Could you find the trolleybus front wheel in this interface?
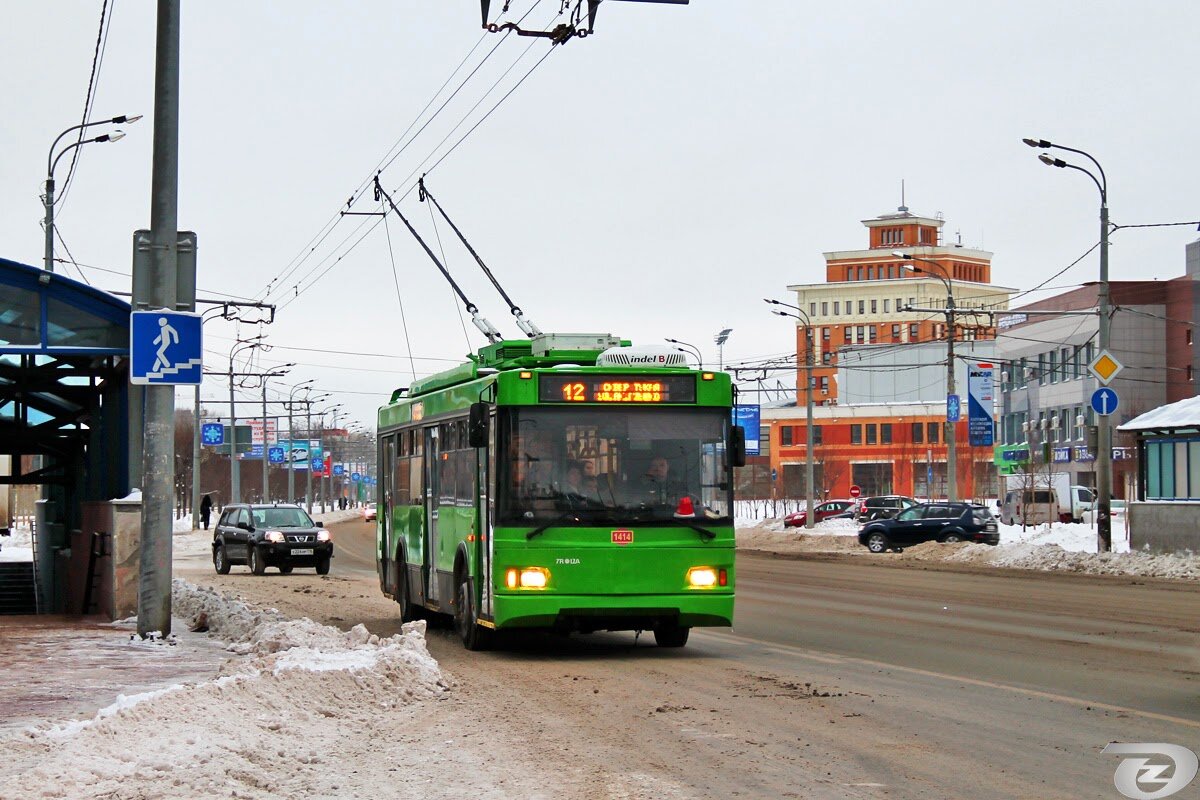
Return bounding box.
[654,625,690,648]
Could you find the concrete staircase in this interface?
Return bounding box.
[0,562,37,615]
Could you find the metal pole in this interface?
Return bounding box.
[946,285,957,503]
[288,401,295,503]
[229,360,239,503]
[43,178,55,273]
[191,384,200,530]
[804,325,815,529]
[305,402,313,515]
[1097,200,1112,552]
[138,0,180,638]
[262,381,269,503]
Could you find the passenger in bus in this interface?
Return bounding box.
[635,455,682,504]
[558,461,593,509]
[514,430,556,500]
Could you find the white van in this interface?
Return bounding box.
[1000,488,1060,526]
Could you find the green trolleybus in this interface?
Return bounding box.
[376,333,744,650]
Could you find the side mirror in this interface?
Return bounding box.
[236,521,251,531]
[729,425,747,468]
[468,402,489,448]
[315,521,324,528]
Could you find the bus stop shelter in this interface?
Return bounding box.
[0,256,132,610]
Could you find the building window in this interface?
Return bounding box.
[871,299,878,314]
[843,327,852,343]
[856,325,865,342]
[813,425,823,444]
[868,326,877,343]
[866,424,877,445]
[911,422,924,444]
[822,351,832,365]
[1190,364,1195,382]
[896,297,904,311]
[821,302,829,316]
[819,376,829,392]
[810,302,817,317]
[881,423,892,444]
[1085,341,1095,366]
[845,298,853,315]
[908,297,916,308]
[781,426,793,446]
[867,266,875,280]
[883,299,890,313]
[891,323,900,338]
[1188,329,1194,347]
[858,300,865,314]
[851,425,862,445]
[857,267,864,281]
[887,265,895,279]
[1048,350,1057,383]
[927,422,939,443]
[822,326,831,340]
[909,323,919,339]
[833,301,840,315]
[1038,353,1046,385]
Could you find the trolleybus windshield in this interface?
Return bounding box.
[499,407,732,525]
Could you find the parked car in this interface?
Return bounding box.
[858,502,1000,553]
[854,495,919,523]
[362,502,377,522]
[999,488,1060,526]
[783,500,854,528]
[212,503,333,576]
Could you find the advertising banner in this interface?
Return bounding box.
[733,405,761,456]
[277,440,322,470]
[967,363,995,447]
[237,419,279,460]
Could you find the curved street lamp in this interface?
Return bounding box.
[894,252,959,503]
[44,115,141,273]
[664,338,703,368]
[1023,137,1113,552]
[764,299,816,529]
[286,379,315,503]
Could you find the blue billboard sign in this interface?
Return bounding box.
[967,363,995,447]
[733,405,761,456]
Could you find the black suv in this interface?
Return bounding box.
[858,502,1000,553]
[212,504,334,576]
[854,495,918,523]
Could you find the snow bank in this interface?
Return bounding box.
[1,580,447,800]
[739,517,1200,581]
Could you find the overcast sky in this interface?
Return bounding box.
[4,1,1198,429]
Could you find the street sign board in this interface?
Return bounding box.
[333,464,345,477]
[1088,350,1124,385]
[733,405,761,456]
[217,425,253,455]
[946,394,961,423]
[351,472,361,483]
[201,423,224,446]
[849,485,861,498]
[130,310,203,385]
[967,364,994,447]
[267,446,286,464]
[1091,387,1119,416]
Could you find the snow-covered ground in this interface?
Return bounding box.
[0,580,446,799]
[738,515,1200,581]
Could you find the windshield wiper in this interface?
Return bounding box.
[526,512,584,540]
[674,520,717,542]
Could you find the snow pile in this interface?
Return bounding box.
[946,540,1200,579]
[1,580,447,800]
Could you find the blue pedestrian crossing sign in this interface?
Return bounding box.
[268,446,286,464]
[946,394,961,423]
[130,310,203,385]
[201,423,224,446]
[1091,387,1119,416]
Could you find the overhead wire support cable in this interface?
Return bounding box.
[373,174,503,343]
[418,176,542,337]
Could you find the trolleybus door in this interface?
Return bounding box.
[424,426,440,604]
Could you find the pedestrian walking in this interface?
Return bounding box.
[199,494,213,530]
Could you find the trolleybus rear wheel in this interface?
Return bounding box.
[455,577,489,651]
[654,625,690,648]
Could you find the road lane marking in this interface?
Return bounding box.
[698,629,1200,730]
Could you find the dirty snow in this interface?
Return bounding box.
[739,516,1200,581]
[0,580,446,800]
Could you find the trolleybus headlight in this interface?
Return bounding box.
[505,567,549,589]
[264,531,285,543]
[686,567,718,588]
[317,530,331,542]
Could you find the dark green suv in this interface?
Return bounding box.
[213,504,333,576]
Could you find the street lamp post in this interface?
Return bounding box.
[286,380,315,503]
[894,252,958,503]
[1023,137,1112,552]
[714,328,733,370]
[44,115,140,273]
[227,336,265,503]
[260,366,294,503]
[764,299,816,529]
[665,338,703,368]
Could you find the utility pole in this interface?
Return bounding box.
[764,301,815,526]
[138,0,181,638]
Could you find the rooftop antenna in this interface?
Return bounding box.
[898,179,909,213]
[418,176,542,338]
[956,229,962,246]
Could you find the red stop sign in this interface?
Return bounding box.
[849,485,861,498]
